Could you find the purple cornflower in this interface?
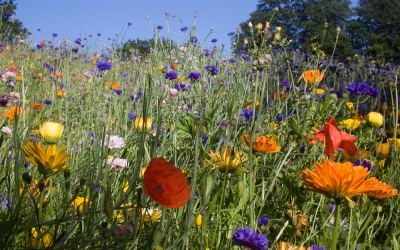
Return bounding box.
[96,61,112,71]
[0,99,8,107]
[243,55,251,61]
[174,83,189,91]
[277,114,287,122]
[241,109,258,120]
[346,82,378,98]
[187,72,201,81]
[280,80,291,91]
[122,72,128,77]
[74,38,81,45]
[141,44,148,49]
[52,33,58,37]
[205,65,218,75]
[157,25,163,31]
[180,26,188,32]
[353,158,372,171]
[211,38,217,43]
[127,22,132,26]
[202,136,208,143]
[97,33,101,36]
[258,217,269,227]
[114,89,123,95]
[229,58,237,63]
[309,245,327,250]
[128,112,137,121]
[58,82,67,88]
[328,203,335,213]
[88,132,95,137]
[232,227,268,250]
[0,192,11,210]
[190,36,198,43]
[299,36,306,44]
[165,71,178,80]
[43,99,52,105]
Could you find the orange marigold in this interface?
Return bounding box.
[300,159,379,205]
[366,180,397,200]
[242,134,280,154]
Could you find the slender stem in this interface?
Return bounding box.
[351,205,376,250]
[331,199,341,250]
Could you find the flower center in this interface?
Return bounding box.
[157,183,164,194]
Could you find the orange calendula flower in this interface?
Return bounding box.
[242,134,280,154]
[56,89,66,97]
[366,180,397,200]
[301,159,380,205]
[3,106,24,120]
[106,81,121,90]
[302,69,324,85]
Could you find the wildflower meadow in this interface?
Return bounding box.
[0,13,400,250]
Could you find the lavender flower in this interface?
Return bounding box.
[187,72,201,81]
[96,61,112,71]
[232,227,268,250]
[165,71,178,80]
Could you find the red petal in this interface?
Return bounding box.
[340,141,358,156]
[325,123,341,158]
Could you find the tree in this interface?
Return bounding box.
[347,0,400,56]
[230,0,353,56]
[0,0,30,42]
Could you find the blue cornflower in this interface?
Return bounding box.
[0,192,11,210]
[165,71,178,80]
[328,203,335,213]
[43,99,52,105]
[122,72,128,77]
[243,55,251,61]
[114,89,123,95]
[88,132,95,137]
[347,82,378,98]
[190,36,198,43]
[211,38,217,43]
[309,245,327,250]
[202,136,208,143]
[277,114,286,122]
[43,62,51,68]
[180,26,188,32]
[187,72,201,81]
[75,38,81,45]
[52,33,58,37]
[205,65,219,75]
[232,227,268,250]
[128,112,137,121]
[240,109,258,120]
[96,61,112,71]
[299,36,306,43]
[240,50,247,55]
[280,80,291,91]
[157,25,163,30]
[258,217,269,227]
[127,22,132,26]
[174,83,189,91]
[229,58,237,63]
[141,44,148,49]
[58,82,67,88]
[353,158,372,171]
[36,44,43,49]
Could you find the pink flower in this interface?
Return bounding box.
[107,158,129,169]
[161,100,166,105]
[104,135,125,149]
[10,92,20,101]
[169,88,178,97]
[1,126,12,135]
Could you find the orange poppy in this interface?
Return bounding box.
[366,180,397,200]
[300,159,379,205]
[242,134,280,154]
[310,117,358,159]
[302,70,324,85]
[34,103,43,110]
[3,106,24,120]
[143,157,191,209]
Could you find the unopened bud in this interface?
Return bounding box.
[38,182,45,192]
[324,22,328,29]
[22,172,32,184]
[64,171,70,179]
[80,178,86,187]
[104,198,114,220]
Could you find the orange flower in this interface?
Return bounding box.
[242,134,280,154]
[302,70,324,85]
[271,91,288,100]
[54,72,63,78]
[143,157,191,209]
[3,106,24,120]
[300,159,379,205]
[75,75,84,82]
[34,103,43,110]
[106,81,121,90]
[366,180,397,200]
[56,89,66,97]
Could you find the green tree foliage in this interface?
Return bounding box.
[231,0,353,56]
[347,0,400,56]
[0,0,30,42]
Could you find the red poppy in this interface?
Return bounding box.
[310,117,358,159]
[34,103,43,110]
[143,157,191,209]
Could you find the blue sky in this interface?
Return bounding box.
[16,0,259,51]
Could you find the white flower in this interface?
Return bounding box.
[104,135,125,149]
[107,158,128,169]
[1,127,11,135]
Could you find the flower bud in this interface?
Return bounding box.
[376,206,382,213]
[324,22,328,29]
[367,112,384,128]
[39,122,64,144]
[152,229,164,244]
[255,23,262,31]
[237,181,245,196]
[248,22,253,28]
[64,170,70,179]
[195,214,202,228]
[374,142,390,159]
[39,182,45,192]
[104,198,114,220]
[22,172,32,184]
[65,181,70,190]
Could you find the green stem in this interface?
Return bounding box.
[331,199,341,250]
[351,205,376,250]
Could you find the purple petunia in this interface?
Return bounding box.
[346,82,378,98]
[96,61,112,71]
[232,227,268,250]
[165,71,178,80]
[188,72,201,81]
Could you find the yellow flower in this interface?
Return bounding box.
[39,122,64,144]
[16,75,23,81]
[141,208,162,224]
[242,134,280,154]
[71,197,92,213]
[278,242,306,250]
[374,142,391,159]
[248,22,253,28]
[387,138,400,150]
[155,246,163,250]
[23,141,71,174]
[302,70,324,85]
[27,228,53,248]
[139,167,147,179]
[339,119,361,130]
[178,75,185,83]
[195,214,202,228]
[134,116,152,131]
[300,159,380,205]
[276,26,282,32]
[346,102,354,111]
[205,147,248,173]
[341,148,369,161]
[122,181,129,193]
[88,78,93,83]
[255,23,262,30]
[366,111,384,127]
[315,88,325,95]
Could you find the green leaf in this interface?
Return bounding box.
[0,219,16,239]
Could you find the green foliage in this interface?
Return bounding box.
[0,0,30,42]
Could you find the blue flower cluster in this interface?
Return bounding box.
[165,71,178,80]
[346,82,378,97]
[205,65,219,75]
[187,72,201,81]
[232,227,268,250]
[96,61,112,71]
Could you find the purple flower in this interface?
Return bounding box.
[165,71,178,80]
[258,217,269,226]
[114,89,123,95]
[0,99,8,107]
[187,72,201,81]
[75,38,81,45]
[180,27,188,32]
[127,22,132,26]
[205,65,218,75]
[202,136,208,143]
[299,36,306,43]
[96,61,112,71]
[88,132,95,137]
[211,38,217,43]
[174,83,189,91]
[190,36,198,43]
[346,82,378,98]
[280,80,291,91]
[229,58,237,63]
[128,112,137,121]
[43,99,52,105]
[353,158,372,171]
[0,192,11,210]
[277,114,286,122]
[52,33,58,37]
[241,109,258,120]
[309,245,327,250]
[232,227,268,250]
[157,25,163,30]
[97,33,101,36]
[243,55,251,61]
